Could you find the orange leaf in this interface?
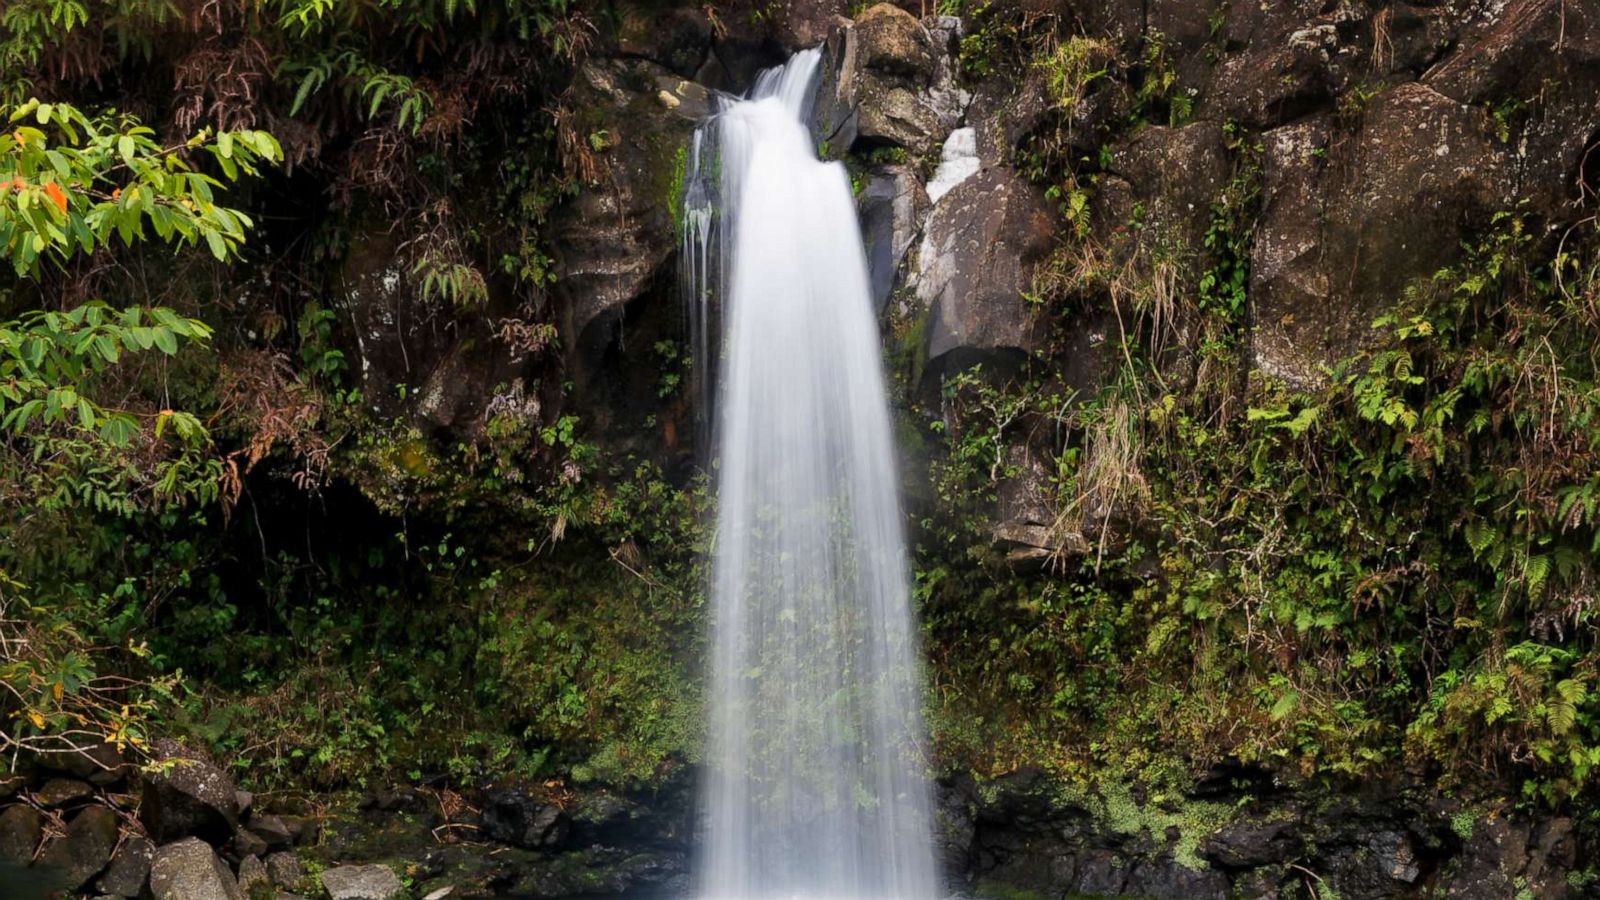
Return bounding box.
[44,181,67,214]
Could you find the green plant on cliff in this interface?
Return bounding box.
[915,205,1600,806]
[1,97,279,767]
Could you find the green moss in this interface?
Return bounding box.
[665,143,688,240]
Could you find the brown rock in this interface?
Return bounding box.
[1251,84,1516,386]
[914,166,1056,383]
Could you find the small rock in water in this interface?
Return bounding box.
[321,863,404,899]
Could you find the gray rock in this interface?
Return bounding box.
[96,835,155,897]
[480,786,567,849]
[149,837,243,900]
[914,167,1055,383]
[990,444,1088,566]
[278,814,318,846]
[320,863,404,900]
[1368,830,1421,883]
[1200,816,1299,868]
[36,777,94,807]
[37,805,120,891]
[265,850,304,887]
[237,854,270,896]
[246,813,294,848]
[234,825,269,858]
[859,164,928,311]
[613,2,713,78]
[0,803,43,864]
[140,739,241,845]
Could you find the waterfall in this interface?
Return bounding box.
[683,48,939,900]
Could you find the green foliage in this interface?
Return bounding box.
[914,178,1600,808]
[1,99,280,274]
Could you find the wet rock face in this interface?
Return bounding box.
[915,166,1056,385]
[551,57,706,438]
[1251,83,1516,386]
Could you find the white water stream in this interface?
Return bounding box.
[683,49,939,900]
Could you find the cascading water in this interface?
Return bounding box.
[683,49,939,900]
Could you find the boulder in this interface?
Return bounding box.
[914,167,1056,384]
[264,850,304,887]
[237,854,271,896]
[36,777,94,807]
[277,814,318,846]
[320,863,404,900]
[0,803,43,864]
[991,444,1087,567]
[149,837,243,900]
[245,813,294,849]
[1198,0,1353,129]
[37,805,120,891]
[1424,0,1600,217]
[96,835,155,897]
[234,825,269,858]
[1101,121,1231,254]
[1250,84,1515,386]
[479,786,568,849]
[140,739,241,845]
[813,4,943,156]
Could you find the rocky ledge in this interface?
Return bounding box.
[5,746,1590,899]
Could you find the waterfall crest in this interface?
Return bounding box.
[684,48,940,900]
